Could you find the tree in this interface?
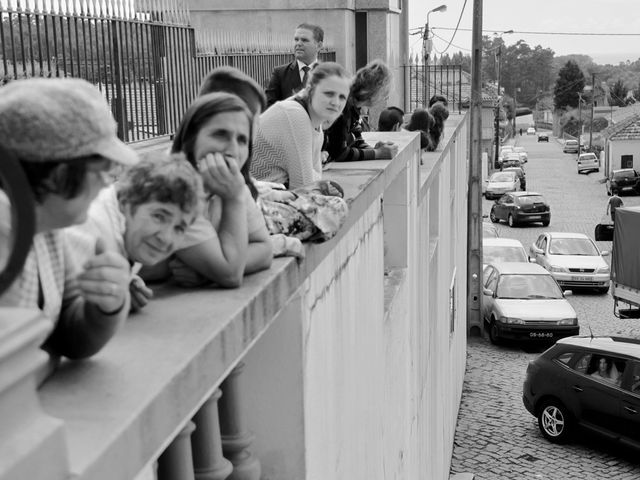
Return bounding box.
[553,60,586,110]
[609,79,627,107]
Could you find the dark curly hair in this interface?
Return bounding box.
[116,152,203,217]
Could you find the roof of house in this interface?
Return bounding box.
[602,112,640,141]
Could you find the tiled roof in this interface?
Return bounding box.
[602,112,640,141]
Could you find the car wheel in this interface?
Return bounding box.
[537,399,573,444]
[508,214,516,227]
[489,210,499,223]
[488,321,501,345]
[542,218,550,227]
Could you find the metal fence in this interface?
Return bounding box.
[0,0,335,143]
[404,63,464,113]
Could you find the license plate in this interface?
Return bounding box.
[528,215,540,220]
[530,332,553,338]
[572,276,589,281]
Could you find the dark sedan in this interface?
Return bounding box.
[537,132,549,142]
[489,192,550,227]
[607,169,640,196]
[523,336,640,450]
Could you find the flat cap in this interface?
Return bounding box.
[0,77,138,165]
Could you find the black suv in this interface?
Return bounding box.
[606,169,640,196]
[523,336,640,449]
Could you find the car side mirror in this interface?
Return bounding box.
[563,290,573,297]
[601,250,610,257]
[483,287,494,296]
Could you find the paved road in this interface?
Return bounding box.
[449,133,640,479]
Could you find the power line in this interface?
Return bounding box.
[435,0,468,55]
[432,27,640,37]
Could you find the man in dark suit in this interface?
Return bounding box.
[265,23,324,108]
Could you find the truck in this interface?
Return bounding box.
[611,206,640,318]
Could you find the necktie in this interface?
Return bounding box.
[301,65,310,86]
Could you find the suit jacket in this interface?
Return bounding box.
[265,60,303,108]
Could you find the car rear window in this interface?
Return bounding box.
[484,246,528,263]
[579,154,597,161]
[496,273,563,299]
[555,352,574,365]
[490,172,515,182]
[566,140,578,145]
[614,170,637,179]
[516,195,545,205]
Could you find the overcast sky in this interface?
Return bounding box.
[408,0,640,65]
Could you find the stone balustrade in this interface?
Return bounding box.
[0,112,469,480]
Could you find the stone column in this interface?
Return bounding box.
[157,421,196,480]
[192,389,233,480]
[219,362,261,480]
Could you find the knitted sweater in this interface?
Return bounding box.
[251,99,323,189]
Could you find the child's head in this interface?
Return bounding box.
[378,106,404,131]
[172,92,257,197]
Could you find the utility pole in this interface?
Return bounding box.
[578,92,583,152]
[467,0,483,336]
[589,72,596,150]
[493,44,502,170]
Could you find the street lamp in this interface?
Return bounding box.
[422,4,447,105]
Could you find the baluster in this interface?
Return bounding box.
[192,389,233,480]
[219,363,261,480]
[157,421,196,480]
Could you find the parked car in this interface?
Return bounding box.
[606,168,640,196]
[501,166,526,190]
[483,238,529,266]
[497,151,522,168]
[482,262,578,344]
[577,152,599,174]
[527,127,536,135]
[484,171,519,200]
[537,132,549,142]
[513,147,528,163]
[483,221,500,238]
[489,192,551,227]
[523,336,640,448]
[528,232,610,293]
[563,140,580,154]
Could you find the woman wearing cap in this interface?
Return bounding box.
[251,62,351,189]
[0,78,137,382]
[166,92,272,288]
[65,153,204,310]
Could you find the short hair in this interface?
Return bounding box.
[20,155,109,203]
[116,152,203,217]
[172,92,257,198]
[378,106,404,131]
[405,108,434,132]
[296,23,324,43]
[199,66,266,116]
[350,59,392,106]
[428,94,448,108]
[294,62,350,102]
